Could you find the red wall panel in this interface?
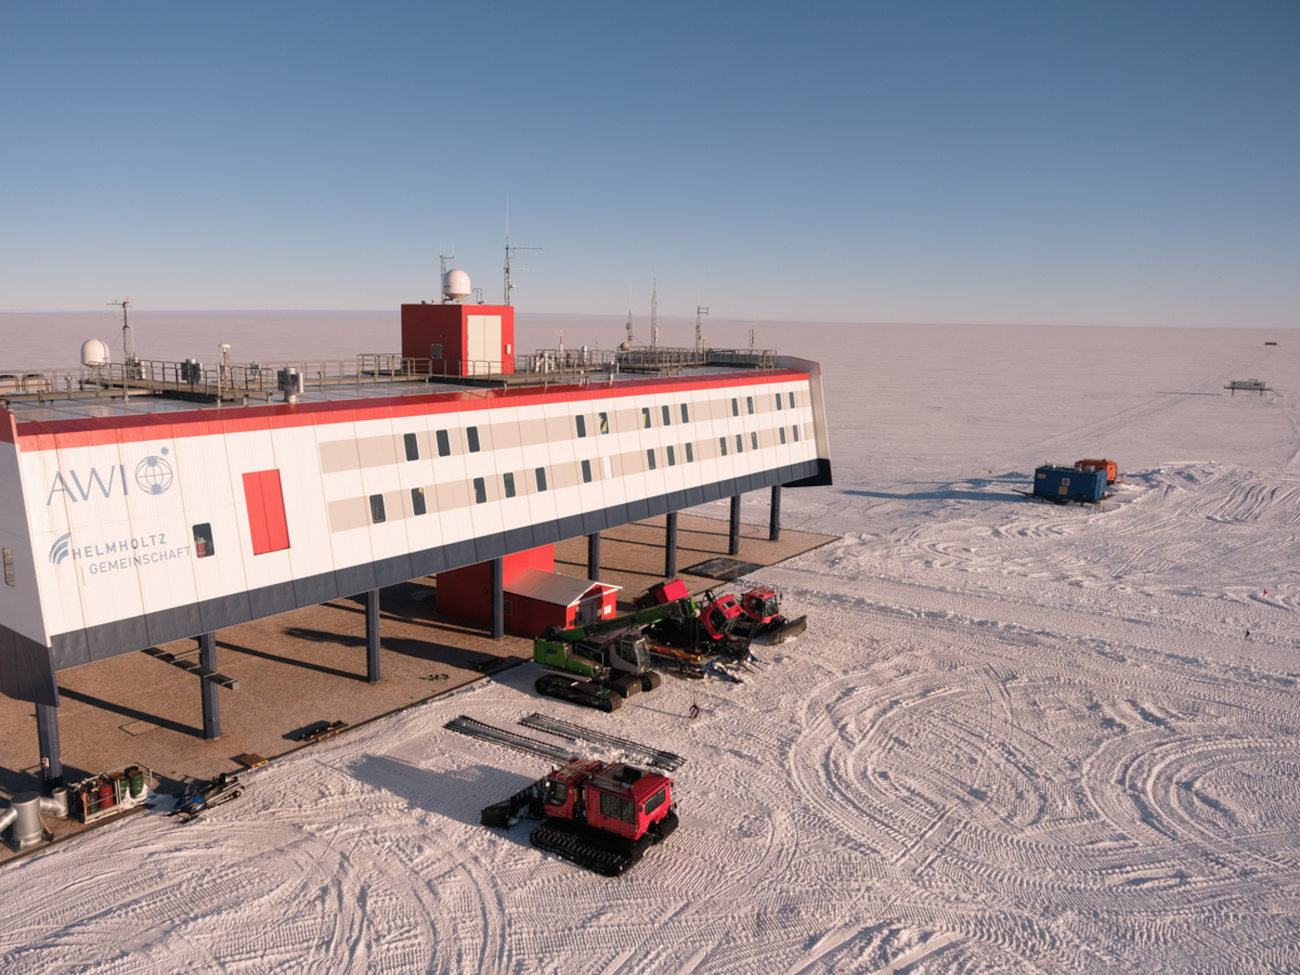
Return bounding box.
[242,469,290,555]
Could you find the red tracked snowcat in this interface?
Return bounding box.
[733,585,807,644]
[636,579,806,656]
[481,758,678,876]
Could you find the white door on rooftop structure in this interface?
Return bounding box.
[467,315,502,376]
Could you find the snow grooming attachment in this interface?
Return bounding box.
[444,715,580,764]
[517,712,686,771]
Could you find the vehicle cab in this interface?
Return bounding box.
[583,762,675,841]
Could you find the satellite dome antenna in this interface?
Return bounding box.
[443,268,472,303]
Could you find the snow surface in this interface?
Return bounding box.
[3,322,1298,974]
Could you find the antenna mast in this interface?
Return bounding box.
[108,298,136,365]
[695,305,709,354]
[502,202,541,305]
[439,252,455,303]
[650,277,658,347]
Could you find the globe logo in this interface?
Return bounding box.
[135,455,174,495]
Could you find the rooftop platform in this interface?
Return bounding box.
[2,345,783,422]
[0,512,836,863]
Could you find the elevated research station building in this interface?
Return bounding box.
[0,287,832,791]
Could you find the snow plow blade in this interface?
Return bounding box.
[766,614,806,644]
[480,778,545,828]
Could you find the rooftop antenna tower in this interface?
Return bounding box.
[650,277,659,348]
[107,298,136,366]
[502,201,541,305]
[695,305,709,354]
[439,252,454,302]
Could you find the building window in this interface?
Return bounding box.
[466,426,481,453]
[793,425,800,442]
[680,403,689,423]
[369,494,386,524]
[779,427,787,444]
[685,442,694,463]
[403,432,419,461]
[746,395,754,415]
[436,429,451,457]
[598,411,609,434]
[731,397,739,417]
[775,393,783,410]
[667,445,676,466]
[736,434,744,453]
[473,477,487,504]
[719,437,728,457]
[661,405,671,426]
[193,524,215,558]
[581,459,592,483]
[503,472,516,498]
[647,449,656,470]
[788,391,795,408]
[3,547,14,587]
[535,467,547,491]
[576,414,587,438]
[751,432,758,451]
[641,407,652,429]
[411,487,427,516]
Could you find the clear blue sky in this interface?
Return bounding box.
[3,1,1297,326]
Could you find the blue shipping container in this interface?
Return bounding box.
[1032,465,1106,503]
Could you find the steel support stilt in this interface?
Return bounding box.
[587,532,601,580]
[366,588,381,683]
[769,485,782,541]
[664,511,678,578]
[729,495,742,556]
[490,557,505,639]
[36,702,63,792]
[199,632,220,740]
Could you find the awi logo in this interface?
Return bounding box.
[134,454,174,495]
[47,445,174,505]
[49,532,72,565]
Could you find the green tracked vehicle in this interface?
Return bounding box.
[532,597,699,711]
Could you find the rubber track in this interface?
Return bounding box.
[518,713,686,771]
[529,821,638,876]
[444,715,580,763]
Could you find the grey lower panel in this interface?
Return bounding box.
[38,459,831,683]
[0,627,60,707]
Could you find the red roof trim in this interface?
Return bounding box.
[0,408,17,445]
[13,369,811,452]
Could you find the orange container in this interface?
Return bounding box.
[1074,459,1116,484]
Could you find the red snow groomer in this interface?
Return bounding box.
[637,578,805,652]
[733,585,807,644]
[482,758,678,876]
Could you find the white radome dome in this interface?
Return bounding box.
[81,338,112,366]
[443,268,471,300]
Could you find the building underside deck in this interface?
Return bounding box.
[0,513,836,862]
